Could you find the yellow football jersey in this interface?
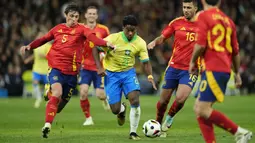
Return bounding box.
[100,32,149,72]
[32,43,51,74]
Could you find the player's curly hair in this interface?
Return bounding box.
[64,2,81,15]
[123,15,138,27]
[205,0,220,5]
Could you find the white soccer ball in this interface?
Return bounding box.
[142,119,161,138]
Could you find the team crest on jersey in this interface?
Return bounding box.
[53,76,58,81]
[125,50,131,56]
[89,41,95,48]
[70,29,76,35]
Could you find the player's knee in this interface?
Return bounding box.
[175,95,187,104]
[33,80,39,85]
[97,94,106,100]
[96,88,106,100]
[129,97,139,107]
[52,89,62,98]
[80,88,89,100]
[194,104,209,118]
[193,104,200,116]
[111,108,120,115]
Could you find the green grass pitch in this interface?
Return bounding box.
[0,95,254,143]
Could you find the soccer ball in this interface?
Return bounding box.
[142,119,161,138]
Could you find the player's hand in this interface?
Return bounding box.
[189,62,196,74]
[97,67,107,77]
[147,41,156,50]
[20,45,31,57]
[234,73,242,88]
[106,41,116,51]
[148,76,157,90]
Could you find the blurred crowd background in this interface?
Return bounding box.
[0,0,255,96]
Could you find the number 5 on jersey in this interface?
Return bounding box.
[62,34,68,43]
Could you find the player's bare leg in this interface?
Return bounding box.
[80,84,94,126]
[194,99,252,143]
[95,88,110,110]
[33,80,42,108]
[156,88,174,137]
[109,101,126,126]
[42,83,62,138]
[161,84,192,133]
[128,90,141,140]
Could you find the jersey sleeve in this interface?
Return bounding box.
[29,27,55,49]
[195,12,208,48]
[82,25,94,37]
[231,23,239,56]
[161,19,175,39]
[99,34,114,52]
[139,40,149,62]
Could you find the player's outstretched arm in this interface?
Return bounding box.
[92,47,106,77]
[189,43,205,74]
[142,61,157,90]
[20,33,53,57]
[147,35,165,50]
[87,34,116,50]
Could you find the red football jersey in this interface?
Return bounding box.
[196,8,239,73]
[162,16,198,70]
[29,23,93,75]
[82,24,110,71]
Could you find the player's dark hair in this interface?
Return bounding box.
[86,2,99,11]
[64,3,81,15]
[205,0,220,5]
[183,0,198,7]
[123,15,138,27]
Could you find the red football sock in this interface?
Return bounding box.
[45,96,60,123]
[197,117,216,143]
[156,101,168,124]
[208,110,238,135]
[80,99,91,118]
[168,100,184,117]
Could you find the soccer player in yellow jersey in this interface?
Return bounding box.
[93,15,157,140]
[24,30,51,108]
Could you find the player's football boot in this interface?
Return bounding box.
[42,122,51,138]
[117,102,126,126]
[160,115,174,137]
[235,127,253,143]
[44,84,51,101]
[83,116,94,126]
[129,132,141,140]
